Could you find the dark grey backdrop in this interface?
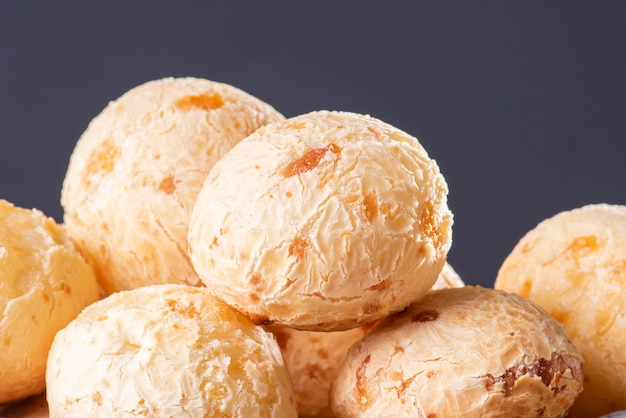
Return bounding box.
[1,1,625,288]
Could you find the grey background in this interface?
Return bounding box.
[1,1,625,288]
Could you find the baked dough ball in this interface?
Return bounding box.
[45,284,297,418]
[495,203,626,418]
[0,199,99,403]
[267,261,463,418]
[189,110,453,331]
[330,286,584,418]
[61,77,283,294]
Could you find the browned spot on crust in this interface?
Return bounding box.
[281,143,342,177]
[565,235,601,268]
[482,352,583,397]
[367,277,392,292]
[158,175,176,195]
[286,121,307,130]
[289,237,309,261]
[211,236,218,247]
[248,292,260,303]
[249,273,263,287]
[567,235,600,254]
[411,310,439,322]
[356,354,372,406]
[419,201,440,247]
[427,414,438,418]
[397,375,416,398]
[248,313,273,326]
[167,299,199,318]
[61,282,72,295]
[363,193,379,222]
[84,139,120,184]
[92,392,103,406]
[426,370,437,378]
[3,337,10,346]
[175,93,224,112]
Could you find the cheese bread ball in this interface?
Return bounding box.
[61,77,283,294]
[330,286,584,418]
[0,200,99,404]
[495,203,626,418]
[267,261,463,418]
[189,110,453,331]
[46,284,297,418]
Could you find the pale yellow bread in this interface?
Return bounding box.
[267,262,464,418]
[495,203,626,418]
[0,199,99,403]
[61,77,284,294]
[45,284,297,418]
[189,110,453,331]
[330,286,584,418]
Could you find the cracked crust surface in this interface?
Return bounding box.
[329,286,584,418]
[188,110,453,331]
[45,284,297,418]
[61,77,283,294]
[495,203,626,418]
[0,199,99,403]
[267,262,464,418]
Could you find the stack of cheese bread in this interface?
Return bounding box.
[1,77,624,417]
